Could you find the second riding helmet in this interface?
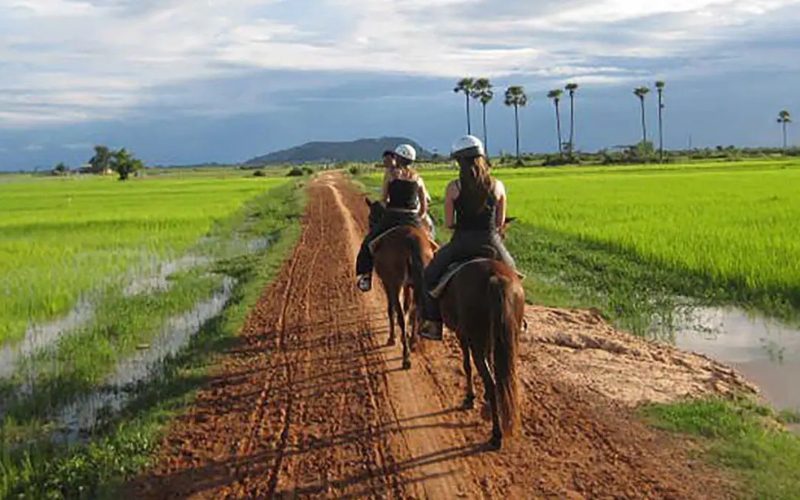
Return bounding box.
[451,135,485,159]
[394,144,417,162]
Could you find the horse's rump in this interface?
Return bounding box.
[441,260,524,443]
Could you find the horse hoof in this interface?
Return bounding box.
[462,396,475,410]
[387,338,396,346]
[488,434,502,450]
[402,359,412,370]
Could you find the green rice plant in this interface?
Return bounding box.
[0,179,304,498]
[0,175,285,344]
[365,157,800,328]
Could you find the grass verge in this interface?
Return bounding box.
[641,399,800,499]
[0,181,305,498]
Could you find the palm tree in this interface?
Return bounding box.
[777,110,792,151]
[547,89,564,156]
[454,78,475,134]
[633,86,651,145]
[471,78,494,155]
[564,83,579,156]
[504,86,528,163]
[655,81,665,162]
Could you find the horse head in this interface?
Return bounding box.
[499,216,516,240]
[365,197,385,231]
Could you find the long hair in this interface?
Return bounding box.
[457,155,493,215]
[390,157,418,182]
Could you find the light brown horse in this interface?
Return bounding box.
[439,255,525,450]
[366,199,435,369]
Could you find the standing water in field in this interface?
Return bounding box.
[674,307,800,413]
[123,255,213,297]
[53,276,236,443]
[0,254,215,381]
[0,298,95,379]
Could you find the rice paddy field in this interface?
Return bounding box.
[0,171,284,345]
[0,169,304,497]
[366,157,800,331]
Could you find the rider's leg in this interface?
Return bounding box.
[422,213,436,240]
[355,224,383,292]
[420,240,462,340]
[355,241,374,291]
[490,233,516,269]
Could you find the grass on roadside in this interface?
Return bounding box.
[641,399,800,499]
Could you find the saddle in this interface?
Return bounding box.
[368,226,438,254]
[430,258,494,299]
[430,254,526,299]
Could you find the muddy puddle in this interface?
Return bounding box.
[674,307,800,413]
[52,276,236,443]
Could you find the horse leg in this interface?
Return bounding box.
[395,297,411,370]
[459,334,475,409]
[474,353,502,449]
[403,285,417,351]
[386,290,396,347]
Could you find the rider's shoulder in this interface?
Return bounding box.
[446,179,460,194]
[493,178,506,196]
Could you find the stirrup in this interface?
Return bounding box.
[420,320,443,341]
[356,274,372,292]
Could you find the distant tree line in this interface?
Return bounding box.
[454,78,793,165]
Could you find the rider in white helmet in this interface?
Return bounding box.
[419,135,516,340]
[356,143,429,291]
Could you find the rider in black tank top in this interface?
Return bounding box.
[453,179,497,232]
[419,136,516,340]
[355,145,427,292]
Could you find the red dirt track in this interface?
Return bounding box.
[126,173,735,499]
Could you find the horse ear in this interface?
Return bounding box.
[365,197,372,207]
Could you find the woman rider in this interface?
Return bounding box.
[355,144,428,292]
[420,135,515,340]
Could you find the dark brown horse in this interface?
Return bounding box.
[439,251,525,449]
[366,199,435,369]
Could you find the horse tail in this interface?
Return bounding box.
[406,233,426,314]
[489,274,520,436]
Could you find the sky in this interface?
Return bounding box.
[1,0,799,170]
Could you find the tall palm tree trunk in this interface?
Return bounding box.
[657,92,664,162]
[783,122,788,151]
[482,102,489,156]
[569,94,575,156]
[639,98,648,144]
[465,93,471,134]
[514,105,520,161]
[555,102,563,156]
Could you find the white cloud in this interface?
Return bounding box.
[0,0,798,127]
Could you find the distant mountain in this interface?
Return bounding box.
[244,137,433,165]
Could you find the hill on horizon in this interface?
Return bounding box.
[244,137,433,165]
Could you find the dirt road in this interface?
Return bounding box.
[127,172,751,498]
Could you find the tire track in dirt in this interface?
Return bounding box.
[127,172,736,499]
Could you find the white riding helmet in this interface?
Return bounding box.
[394,144,417,162]
[451,135,485,159]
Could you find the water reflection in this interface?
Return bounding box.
[674,307,800,413]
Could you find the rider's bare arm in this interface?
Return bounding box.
[444,180,459,229]
[381,170,392,204]
[494,179,507,230]
[417,178,429,216]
